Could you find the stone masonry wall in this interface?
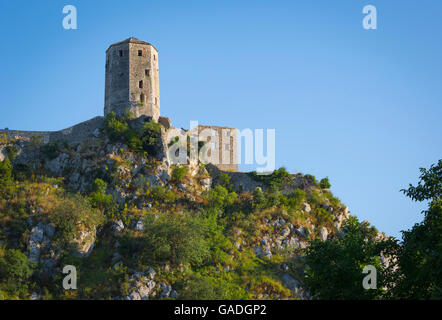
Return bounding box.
[0,116,104,146]
[104,43,130,117]
[198,125,238,172]
[104,38,160,121]
[128,43,160,121]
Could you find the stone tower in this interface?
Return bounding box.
[105,37,160,121]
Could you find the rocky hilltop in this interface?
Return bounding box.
[0,114,386,300]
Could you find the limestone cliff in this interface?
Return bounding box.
[0,117,386,300]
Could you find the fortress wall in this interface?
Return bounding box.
[0,116,104,146]
[0,130,52,144]
[205,164,263,192]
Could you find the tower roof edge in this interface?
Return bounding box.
[106,37,158,53]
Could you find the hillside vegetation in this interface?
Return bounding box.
[0,115,439,300]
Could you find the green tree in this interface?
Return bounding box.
[401,160,441,202]
[0,249,35,281]
[0,157,13,186]
[319,177,331,189]
[51,193,104,248]
[219,173,234,192]
[394,160,442,299]
[204,185,237,209]
[304,216,397,299]
[0,249,35,298]
[140,120,162,156]
[252,187,266,207]
[141,213,212,266]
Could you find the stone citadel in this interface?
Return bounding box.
[0,38,238,171]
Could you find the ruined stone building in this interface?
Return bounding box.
[197,125,238,172]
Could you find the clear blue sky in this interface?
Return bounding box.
[0,0,441,238]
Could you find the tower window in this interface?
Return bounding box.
[155,97,158,104]
[119,50,123,57]
[140,93,145,102]
[138,50,143,56]
[153,55,156,61]
[139,80,143,88]
[145,69,150,77]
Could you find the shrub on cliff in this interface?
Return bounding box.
[0,249,35,298]
[146,184,176,205]
[252,187,266,207]
[104,112,129,141]
[41,142,60,160]
[88,178,116,214]
[288,188,306,209]
[248,167,293,190]
[176,273,246,300]
[50,193,104,249]
[219,173,234,192]
[4,145,18,160]
[0,157,12,186]
[204,185,237,210]
[104,112,162,155]
[104,112,143,151]
[319,177,331,189]
[171,166,188,183]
